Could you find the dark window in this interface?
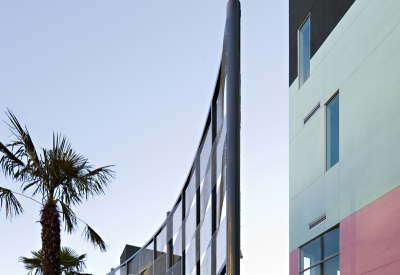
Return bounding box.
[299,227,340,275]
[299,16,310,87]
[326,93,339,170]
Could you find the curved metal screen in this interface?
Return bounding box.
[107,1,240,274]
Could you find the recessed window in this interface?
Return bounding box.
[299,16,310,87]
[299,227,340,275]
[326,93,339,170]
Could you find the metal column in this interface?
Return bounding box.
[225,0,241,274]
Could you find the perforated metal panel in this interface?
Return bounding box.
[184,201,197,252]
[200,208,212,257]
[200,171,212,222]
[156,226,167,258]
[171,260,182,275]
[216,218,227,272]
[108,97,229,275]
[200,245,212,275]
[185,171,197,217]
[173,202,182,237]
[127,252,140,275]
[143,264,153,275]
[154,253,167,275]
[172,202,183,265]
[185,240,196,275]
[173,227,182,261]
[200,126,212,185]
[140,245,153,273]
[106,12,241,274]
[120,265,127,275]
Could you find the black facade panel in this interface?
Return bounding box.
[289,0,355,86]
[297,0,315,27]
[310,0,324,58]
[324,0,351,38]
[289,0,298,37]
[289,33,298,85]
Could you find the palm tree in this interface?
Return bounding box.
[20,246,92,275]
[0,110,115,275]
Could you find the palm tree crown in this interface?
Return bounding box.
[20,246,92,275]
[0,110,115,275]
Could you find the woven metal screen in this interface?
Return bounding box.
[106,70,228,275]
[107,90,227,275]
[106,3,241,272]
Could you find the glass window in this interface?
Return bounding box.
[300,227,340,275]
[300,264,321,275]
[323,228,340,256]
[323,256,340,275]
[300,237,322,270]
[326,94,339,170]
[299,16,310,87]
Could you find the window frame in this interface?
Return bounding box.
[299,226,340,274]
[298,14,311,88]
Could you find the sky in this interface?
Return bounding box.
[0,1,288,274]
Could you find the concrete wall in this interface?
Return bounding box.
[289,0,400,252]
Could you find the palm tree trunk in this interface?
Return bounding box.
[41,199,61,275]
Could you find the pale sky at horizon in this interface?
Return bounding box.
[0,1,288,274]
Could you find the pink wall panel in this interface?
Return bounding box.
[289,249,299,275]
[341,185,400,275]
[360,259,400,275]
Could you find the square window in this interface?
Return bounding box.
[299,227,340,275]
[299,16,310,87]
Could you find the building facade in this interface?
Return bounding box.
[289,0,400,274]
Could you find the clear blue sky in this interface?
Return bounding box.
[0,1,288,274]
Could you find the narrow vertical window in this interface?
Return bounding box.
[326,94,339,170]
[299,16,310,87]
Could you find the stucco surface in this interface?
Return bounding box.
[290,175,325,249]
[289,249,299,275]
[340,186,400,275]
[289,0,400,251]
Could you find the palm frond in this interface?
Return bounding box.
[58,183,82,209]
[59,200,78,233]
[0,111,113,256]
[0,141,25,178]
[5,110,42,174]
[52,134,87,174]
[60,247,87,273]
[22,179,41,195]
[0,111,45,197]
[77,166,115,199]
[48,134,115,203]
[0,187,24,220]
[20,247,89,275]
[19,249,43,275]
[82,224,107,252]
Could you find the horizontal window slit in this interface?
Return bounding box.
[304,102,320,124]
